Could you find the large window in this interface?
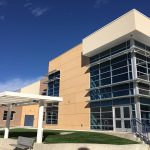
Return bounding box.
[138,83,150,95]
[90,83,133,101]
[48,71,60,96]
[90,53,132,89]
[46,102,58,125]
[90,98,134,130]
[91,106,113,130]
[90,41,130,64]
[89,39,150,130]
[89,40,135,131]
[136,53,150,81]
[134,40,150,53]
[140,98,150,126]
[3,111,7,120]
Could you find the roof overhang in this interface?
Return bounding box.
[0,91,63,106]
[82,9,150,57]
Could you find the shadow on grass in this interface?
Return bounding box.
[0,129,138,145]
[0,130,59,142]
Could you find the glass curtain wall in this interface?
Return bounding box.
[46,102,59,124]
[134,40,150,125]
[48,71,60,96]
[89,40,136,130]
[90,40,150,130]
[46,71,60,125]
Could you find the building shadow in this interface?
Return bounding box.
[81,53,90,68]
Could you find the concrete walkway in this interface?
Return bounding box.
[0,138,149,150]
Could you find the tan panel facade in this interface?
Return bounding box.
[20,81,41,94]
[20,81,41,127]
[20,104,39,127]
[44,44,90,130]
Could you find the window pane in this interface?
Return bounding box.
[124,120,131,128]
[112,67,128,76]
[101,112,112,118]
[141,104,150,111]
[112,73,128,83]
[135,40,145,49]
[101,78,111,85]
[101,106,112,112]
[116,120,121,128]
[100,49,110,59]
[102,119,113,126]
[115,108,121,118]
[111,42,126,55]
[101,72,110,79]
[123,107,130,118]
[90,54,99,63]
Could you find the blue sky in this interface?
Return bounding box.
[0,0,150,91]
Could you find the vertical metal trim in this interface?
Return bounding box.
[130,38,141,121]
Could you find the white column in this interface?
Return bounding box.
[135,97,141,120]
[37,100,44,143]
[4,104,12,139]
[131,41,141,121]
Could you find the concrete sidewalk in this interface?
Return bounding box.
[0,138,148,150]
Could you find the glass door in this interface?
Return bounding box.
[113,106,131,132]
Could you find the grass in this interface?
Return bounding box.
[0,128,138,145]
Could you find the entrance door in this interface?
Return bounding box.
[24,115,34,126]
[113,106,131,132]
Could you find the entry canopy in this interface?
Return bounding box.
[0,91,63,105]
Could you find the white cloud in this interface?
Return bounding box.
[0,77,42,92]
[24,0,50,17]
[31,7,49,17]
[94,0,109,8]
[0,0,7,6]
[0,15,5,20]
[24,2,32,8]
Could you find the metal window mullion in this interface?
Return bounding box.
[112,71,129,78]
[146,57,149,84]
[127,53,130,80]
[127,54,132,96]
[52,81,54,96]
[110,60,113,98]
[89,48,131,68]
[100,107,102,130]
[99,65,101,89]
[112,65,128,72]
[50,113,52,124]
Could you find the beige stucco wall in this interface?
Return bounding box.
[20,81,41,95]
[44,44,90,130]
[19,81,41,127]
[83,9,150,56]
[39,77,48,95]
[20,104,39,127]
[18,80,41,127]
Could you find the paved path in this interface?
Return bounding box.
[0,138,148,150]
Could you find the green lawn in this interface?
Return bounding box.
[0,128,138,145]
